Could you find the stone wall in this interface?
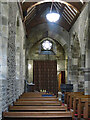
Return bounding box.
[69,3,88,92]
[0,2,25,119]
[0,1,2,119]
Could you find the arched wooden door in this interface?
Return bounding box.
[33,60,58,95]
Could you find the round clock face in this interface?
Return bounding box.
[42,40,52,50]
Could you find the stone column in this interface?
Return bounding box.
[78,54,85,92]
[7,2,16,103]
[68,41,80,92]
[84,50,90,95]
[84,2,90,95]
[71,58,79,92]
[0,2,2,119]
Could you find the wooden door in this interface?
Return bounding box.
[33,60,58,95]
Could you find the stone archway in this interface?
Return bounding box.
[25,23,69,93]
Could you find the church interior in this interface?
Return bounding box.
[0,0,90,120]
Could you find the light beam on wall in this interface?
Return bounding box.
[28,64,32,70]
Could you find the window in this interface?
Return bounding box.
[42,40,52,50]
[39,38,56,55]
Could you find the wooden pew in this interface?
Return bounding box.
[18,97,58,101]
[14,101,61,106]
[9,105,67,112]
[70,94,89,110]
[64,92,69,104]
[20,95,56,98]
[21,92,53,95]
[66,92,83,109]
[83,100,90,119]
[3,92,73,120]
[77,98,90,119]
[20,92,56,98]
[73,95,90,116]
[22,92,54,95]
[3,111,73,120]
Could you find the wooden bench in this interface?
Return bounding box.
[20,92,56,98]
[73,95,90,116]
[20,95,56,98]
[14,101,61,106]
[66,92,83,109]
[3,92,73,120]
[21,92,53,95]
[70,94,90,110]
[3,111,73,120]
[64,92,69,104]
[18,97,58,101]
[9,105,67,111]
[83,100,90,119]
[77,98,90,119]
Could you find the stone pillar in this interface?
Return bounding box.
[68,32,81,92]
[0,1,9,115]
[68,47,79,92]
[84,2,90,95]
[78,54,85,92]
[7,2,16,103]
[71,58,79,92]
[0,2,2,119]
[84,50,90,95]
[0,1,2,119]
[81,54,85,68]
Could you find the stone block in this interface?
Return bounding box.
[0,36,2,46]
[2,16,7,25]
[1,3,8,18]
[2,37,7,49]
[2,25,8,38]
[72,58,78,65]
[73,84,78,92]
[0,15,1,24]
[85,81,90,95]
[0,2,1,15]
[0,26,1,35]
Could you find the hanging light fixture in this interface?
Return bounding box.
[46,0,60,22]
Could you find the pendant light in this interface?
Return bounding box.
[46,0,60,22]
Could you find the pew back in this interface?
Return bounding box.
[14,101,61,106]
[9,105,67,111]
[3,111,72,120]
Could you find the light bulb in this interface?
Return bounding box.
[46,12,60,22]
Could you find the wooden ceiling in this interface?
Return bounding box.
[20,1,85,36]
